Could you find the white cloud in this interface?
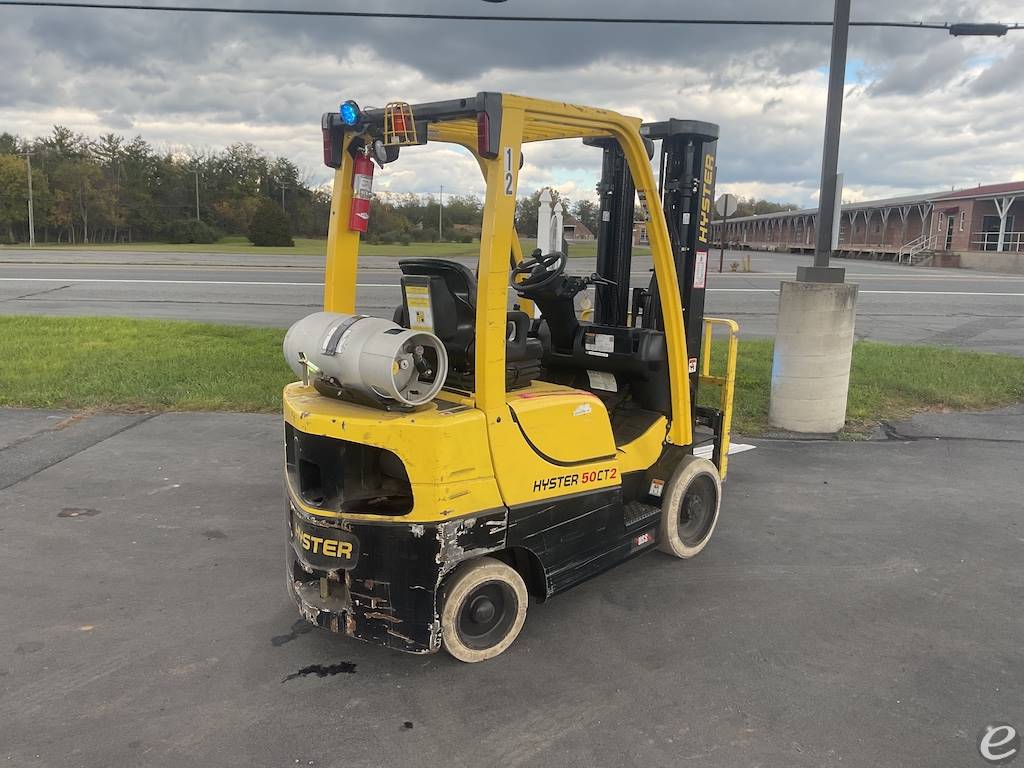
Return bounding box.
[1,0,1022,207]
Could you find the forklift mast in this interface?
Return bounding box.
[587,137,637,327]
[641,120,719,387]
[589,119,719,430]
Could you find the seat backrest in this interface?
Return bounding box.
[399,259,476,306]
[398,259,477,370]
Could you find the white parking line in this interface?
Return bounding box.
[8,263,1022,281]
[646,272,1024,281]
[6,263,1021,281]
[1,277,1022,297]
[0,263,409,274]
[704,289,1024,297]
[712,273,1024,281]
[694,443,756,459]
[0,277,391,288]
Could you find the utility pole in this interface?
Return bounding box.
[770,0,858,435]
[23,153,35,247]
[799,0,850,283]
[194,169,201,222]
[438,184,444,241]
[719,207,729,273]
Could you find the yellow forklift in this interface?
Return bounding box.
[282,93,739,662]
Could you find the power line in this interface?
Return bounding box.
[0,1,1020,31]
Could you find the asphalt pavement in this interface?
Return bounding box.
[2,247,1023,355]
[2,404,1022,767]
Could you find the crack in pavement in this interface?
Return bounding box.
[0,412,83,455]
[0,412,157,491]
[879,421,1024,445]
[8,283,72,301]
[923,316,1017,345]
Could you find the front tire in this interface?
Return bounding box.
[441,557,528,663]
[657,455,722,559]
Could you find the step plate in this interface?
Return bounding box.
[623,499,660,529]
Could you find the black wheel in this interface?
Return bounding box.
[657,455,722,558]
[441,557,528,663]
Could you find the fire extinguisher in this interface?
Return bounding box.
[348,150,374,233]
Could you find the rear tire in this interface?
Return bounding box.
[441,557,528,663]
[657,455,722,559]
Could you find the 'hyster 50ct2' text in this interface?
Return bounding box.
[282,93,739,662]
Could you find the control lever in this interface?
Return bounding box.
[587,272,617,287]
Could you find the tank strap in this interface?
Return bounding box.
[321,314,366,355]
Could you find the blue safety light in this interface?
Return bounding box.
[340,100,361,127]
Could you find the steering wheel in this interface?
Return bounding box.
[510,249,567,294]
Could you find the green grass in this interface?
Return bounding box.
[699,339,1024,436]
[0,316,294,412]
[0,237,630,260]
[3,316,1022,435]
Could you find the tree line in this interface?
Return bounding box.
[730,197,799,218]
[364,188,601,245]
[0,128,605,248]
[0,126,795,246]
[0,127,330,244]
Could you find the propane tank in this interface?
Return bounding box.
[283,312,448,410]
[348,151,374,233]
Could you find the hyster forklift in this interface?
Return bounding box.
[282,93,739,662]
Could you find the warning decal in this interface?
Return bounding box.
[584,332,615,354]
[405,284,434,332]
[587,370,617,392]
[694,250,708,289]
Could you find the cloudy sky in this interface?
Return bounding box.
[1,0,1022,207]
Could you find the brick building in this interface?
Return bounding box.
[711,181,1024,271]
[929,182,1022,253]
[562,213,594,241]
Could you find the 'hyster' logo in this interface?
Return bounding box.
[698,153,716,244]
[532,468,617,493]
[300,532,353,559]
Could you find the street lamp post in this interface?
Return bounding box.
[23,153,35,247]
[769,0,858,434]
[798,0,850,284]
[194,169,201,222]
[771,0,1012,433]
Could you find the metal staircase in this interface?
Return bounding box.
[897,233,939,265]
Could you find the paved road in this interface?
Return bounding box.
[2,405,1022,767]
[2,248,1023,354]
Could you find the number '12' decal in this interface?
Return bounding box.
[503,147,514,195]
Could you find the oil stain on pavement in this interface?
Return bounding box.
[281,662,357,682]
[271,619,315,647]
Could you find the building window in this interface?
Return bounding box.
[959,211,966,232]
[938,213,944,229]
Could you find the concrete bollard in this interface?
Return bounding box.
[769,281,859,433]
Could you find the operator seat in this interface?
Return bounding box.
[393,258,542,390]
